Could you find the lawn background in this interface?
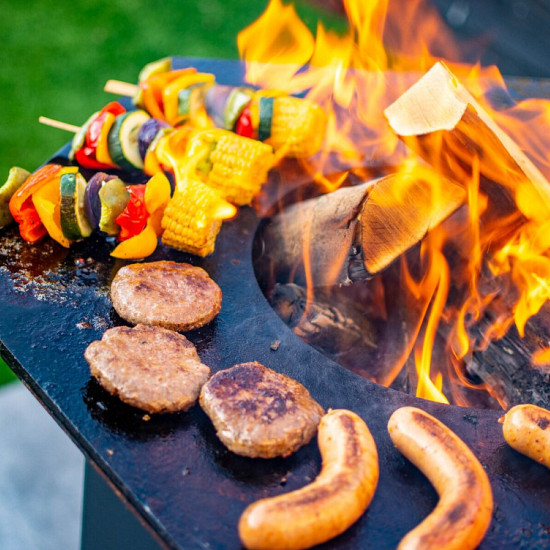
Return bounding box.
[0,0,346,384]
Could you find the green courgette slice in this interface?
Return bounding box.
[258,97,274,142]
[69,111,99,160]
[0,166,30,227]
[223,87,254,131]
[107,110,151,172]
[60,172,93,240]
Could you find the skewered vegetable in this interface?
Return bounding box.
[156,127,275,206]
[0,167,30,228]
[9,164,62,243]
[32,168,72,248]
[161,178,236,257]
[33,55,330,258]
[114,184,148,241]
[107,110,151,171]
[106,58,327,159]
[98,177,131,236]
[60,168,93,240]
[72,102,127,169]
[137,118,171,160]
[110,172,172,259]
[84,172,119,231]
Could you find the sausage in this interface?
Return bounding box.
[388,406,493,550]
[238,409,379,550]
[501,403,550,468]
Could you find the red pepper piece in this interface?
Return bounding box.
[235,106,253,138]
[18,208,48,243]
[101,101,126,118]
[74,147,114,170]
[115,185,149,241]
[75,102,127,170]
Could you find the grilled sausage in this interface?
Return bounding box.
[388,406,493,550]
[238,409,379,550]
[501,404,550,468]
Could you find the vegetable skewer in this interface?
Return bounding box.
[39,107,275,208]
[104,58,327,159]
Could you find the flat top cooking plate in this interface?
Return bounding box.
[0,58,549,549]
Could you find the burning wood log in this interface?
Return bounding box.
[257,170,465,288]
[384,61,550,220]
[465,303,550,409]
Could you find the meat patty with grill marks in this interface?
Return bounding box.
[110,261,222,331]
[199,362,324,458]
[84,324,210,413]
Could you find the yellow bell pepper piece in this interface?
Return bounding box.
[163,73,215,127]
[110,222,158,259]
[31,166,77,248]
[95,112,117,166]
[144,172,172,215]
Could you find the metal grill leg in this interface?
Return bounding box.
[80,461,163,550]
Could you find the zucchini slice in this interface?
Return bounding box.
[223,87,254,131]
[69,111,99,160]
[107,110,151,172]
[60,172,93,240]
[258,97,274,142]
[0,166,30,227]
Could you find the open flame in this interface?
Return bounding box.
[241,0,550,407]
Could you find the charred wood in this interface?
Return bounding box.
[257,171,464,288]
[465,304,550,409]
[384,61,550,220]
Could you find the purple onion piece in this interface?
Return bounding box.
[137,118,171,160]
[204,85,233,128]
[84,173,117,230]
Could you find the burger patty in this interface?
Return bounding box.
[84,324,210,413]
[200,362,324,458]
[110,261,222,331]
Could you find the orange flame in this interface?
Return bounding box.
[239,0,550,407]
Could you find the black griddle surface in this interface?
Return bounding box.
[1,58,549,549]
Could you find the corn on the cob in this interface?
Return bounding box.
[264,96,327,159]
[161,178,236,257]
[185,129,275,206]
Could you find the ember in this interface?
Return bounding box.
[246,0,550,408]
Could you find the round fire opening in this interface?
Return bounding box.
[252,187,550,412]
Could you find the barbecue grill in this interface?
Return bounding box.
[1,58,550,550]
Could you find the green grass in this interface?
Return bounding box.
[0,0,346,385]
[0,357,16,385]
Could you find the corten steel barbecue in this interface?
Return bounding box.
[1,58,550,549]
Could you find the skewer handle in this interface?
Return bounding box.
[38,116,80,133]
[104,79,139,97]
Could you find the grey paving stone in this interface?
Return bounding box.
[0,381,84,550]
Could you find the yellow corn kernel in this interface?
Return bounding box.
[185,129,275,206]
[161,178,236,257]
[267,96,327,158]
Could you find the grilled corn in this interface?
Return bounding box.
[161,178,236,257]
[185,129,275,206]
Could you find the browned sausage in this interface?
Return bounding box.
[238,409,379,550]
[388,406,493,550]
[501,404,550,468]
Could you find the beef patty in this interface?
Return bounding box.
[84,324,210,413]
[200,362,324,458]
[110,261,222,331]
